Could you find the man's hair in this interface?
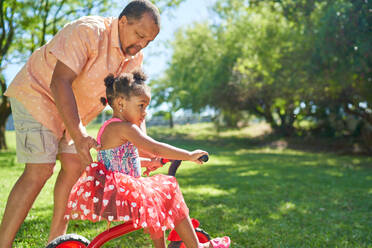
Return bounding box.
[119,0,160,26]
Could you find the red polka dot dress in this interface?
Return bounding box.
[65,118,189,239]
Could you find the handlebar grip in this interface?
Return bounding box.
[161,158,170,165]
[198,154,209,162]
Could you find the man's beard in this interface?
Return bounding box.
[125,45,141,56]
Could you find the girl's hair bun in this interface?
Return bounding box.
[132,69,147,82]
[119,74,131,87]
[100,97,107,106]
[104,74,115,88]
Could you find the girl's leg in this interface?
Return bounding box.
[151,232,166,248]
[174,216,200,248]
[174,216,216,248]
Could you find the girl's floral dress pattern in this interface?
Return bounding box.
[64,118,189,239]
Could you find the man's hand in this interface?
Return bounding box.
[74,134,101,167]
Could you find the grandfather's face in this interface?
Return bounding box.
[118,13,159,56]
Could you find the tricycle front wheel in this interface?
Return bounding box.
[45,234,90,248]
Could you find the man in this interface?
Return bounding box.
[0,0,160,246]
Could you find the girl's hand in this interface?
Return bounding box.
[189,150,209,164]
[143,157,163,176]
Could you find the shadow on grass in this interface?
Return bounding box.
[176,151,372,247]
[10,149,372,247]
[4,125,371,247]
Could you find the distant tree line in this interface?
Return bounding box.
[151,0,371,151]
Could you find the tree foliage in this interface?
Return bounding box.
[0,0,110,149]
[152,0,371,149]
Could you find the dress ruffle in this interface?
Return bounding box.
[65,162,189,238]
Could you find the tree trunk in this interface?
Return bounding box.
[0,122,7,149]
[276,107,296,137]
[169,111,174,128]
[0,97,11,150]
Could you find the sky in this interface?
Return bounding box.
[140,0,216,79]
[4,0,217,83]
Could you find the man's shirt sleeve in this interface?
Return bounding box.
[49,20,99,76]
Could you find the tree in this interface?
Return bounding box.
[309,0,372,148]
[228,2,313,135]
[153,0,371,144]
[0,0,15,149]
[0,0,110,149]
[150,23,219,114]
[150,76,178,128]
[153,1,312,133]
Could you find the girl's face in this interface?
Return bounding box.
[118,92,151,126]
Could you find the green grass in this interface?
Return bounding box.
[0,122,371,247]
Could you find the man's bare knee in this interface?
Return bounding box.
[24,163,55,184]
[60,153,84,177]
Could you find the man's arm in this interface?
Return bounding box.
[50,60,100,166]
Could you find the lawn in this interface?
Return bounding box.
[0,123,371,247]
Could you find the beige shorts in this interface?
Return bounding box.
[10,98,77,164]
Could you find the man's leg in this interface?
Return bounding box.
[0,163,55,248]
[48,153,84,242]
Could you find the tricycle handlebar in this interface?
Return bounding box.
[166,155,209,177]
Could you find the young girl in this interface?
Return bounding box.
[64,70,230,248]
